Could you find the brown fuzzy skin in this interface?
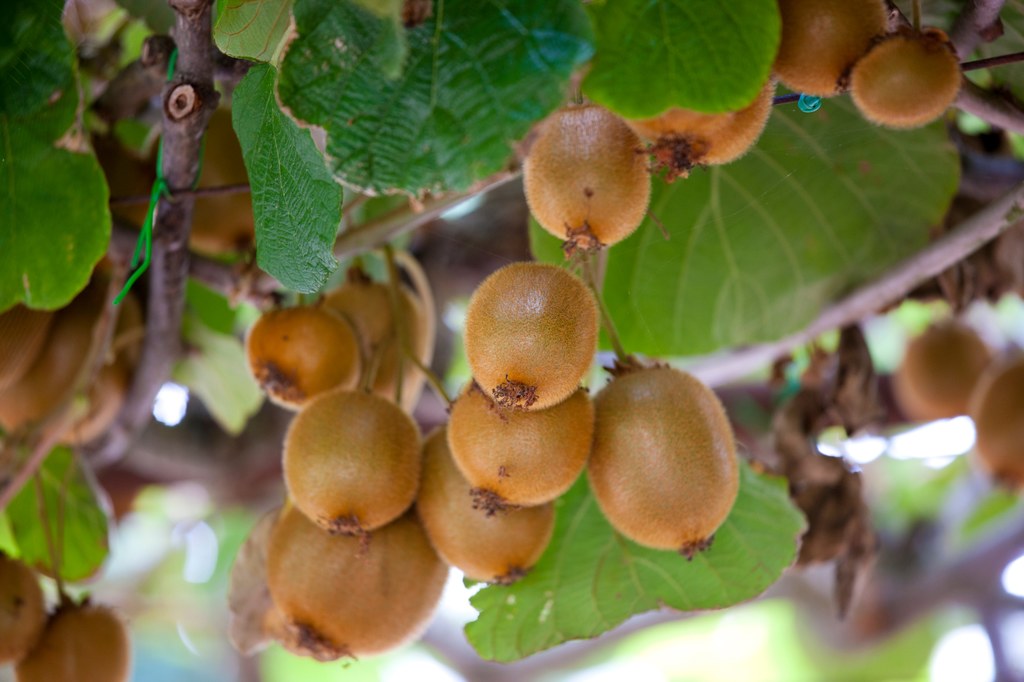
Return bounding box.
[969,356,1024,488]
[524,104,650,250]
[893,321,992,421]
[189,108,256,256]
[417,428,555,583]
[588,367,739,555]
[0,305,53,391]
[266,507,448,660]
[16,603,131,682]
[0,555,45,665]
[0,281,105,432]
[774,0,887,97]
[464,262,598,411]
[284,389,421,534]
[447,384,594,509]
[629,80,776,179]
[850,28,962,129]
[321,278,433,412]
[245,305,361,409]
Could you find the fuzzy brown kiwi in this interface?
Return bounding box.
[447,383,594,512]
[464,262,598,411]
[266,506,448,661]
[628,80,776,180]
[968,355,1024,488]
[850,28,962,129]
[283,388,421,535]
[588,367,739,557]
[773,0,887,97]
[417,427,555,583]
[64,292,144,446]
[0,554,45,665]
[321,271,433,411]
[189,107,256,255]
[524,104,650,252]
[15,602,131,682]
[0,281,105,432]
[245,305,361,409]
[0,305,54,391]
[893,321,992,421]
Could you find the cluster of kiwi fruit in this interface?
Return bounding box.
[0,554,131,681]
[775,0,962,127]
[526,0,964,216]
[893,319,1024,488]
[0,268,143,444]
[240,256,450,661]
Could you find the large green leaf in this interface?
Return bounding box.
[582,0,781,118]
[0,73,111,311]
[0,1,75,119]
[173,314,264,435]
[233,64,343,293]
[466,462,804,661]
[214,0,293,63]
[533,97,959,356]
[278,0,593,196]
[4,446,111,582]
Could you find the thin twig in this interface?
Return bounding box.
[950,0,1007,58]
[580,252,629,364]
[109,182,250,206]
[957,80,1024,136]
[689,182,1024,387]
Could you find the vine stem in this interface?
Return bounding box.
[383,246,451,407]
[911,0,921,32]
[579,251,629,365]
[688,181,1024,387]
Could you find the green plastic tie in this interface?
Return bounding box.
[114,49,182,305]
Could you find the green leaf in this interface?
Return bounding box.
[0,1,75,119]
[173,315,264,435]
[5,446,111,582]
[278,0,593,196]
[233,64,342,293]
[956,488,1024,547]
[0,85,112,312]
[534,97,959,356]
[214,0,294,63]
[465,462,804,662]
[583,0,780,118]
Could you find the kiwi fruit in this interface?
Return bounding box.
[321,270,433,411]
[0,555,45,665]
[0,305,54,391]
[524,104,651,251]
[448,383,594,512]
[0,281,106,432]
[15,602,131,682]
[464,262,598,411]
[417,427,555,582]
[588,366,739,557]
[773,0,887,97]
[969,355,1024,488]
[893,321,991,421]
[266,506,448,661]
[245,305,361,409]
[283,388,421,535]
[628,80,776,180]
[850,28,962,129]
[189,107,256,255]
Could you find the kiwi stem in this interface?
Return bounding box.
[383,246,452,406]
[580,254,630,365]
[911,0,921,32]
[33,473,67,600]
